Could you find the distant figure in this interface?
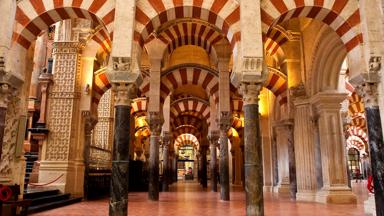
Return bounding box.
[355,168,362,183]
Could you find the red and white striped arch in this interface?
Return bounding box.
[156,21,224,56]
[131,98,148,115]
[347,126,368,143]
[348,92,364,114]
[260,0,362,53]
[172,115,203,129]
[173,126,201,139]
[351,113,366,128]
[14,0,115,49]
[134,0,240,49]
[346,135,366,152]
[263,27,289,56]
[161,65,219,103]
[170,97,210,122]
[231,99,243,113]
[264,67,287,97]
[174,133,199,148]
[90,28,112,54]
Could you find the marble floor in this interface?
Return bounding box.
[31,181,368,216]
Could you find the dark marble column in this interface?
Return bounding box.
[209,131,219,192]
[200,146,208,188]
[358,81,384,216]
[162,133,171,191]
[219,112,231,201]
[271,130,279,188]
[83,111,97,199]
[148,112,163,201]
[110,109,131,214]
[241,83,263,216]
[109,83,135,216]
[286,121,297,199]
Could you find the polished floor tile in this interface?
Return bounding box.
[31,181,369,216]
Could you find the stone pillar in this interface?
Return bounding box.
[200,145,208,188]
[209,131,219,192]
[109,82,136,216]
[40,41,85,195]
[356,71,384,216]
[148,112,163,201]
[83,111,97,199]
[273,123,290,194]
[0,80,11,158]
[240,83,263,215]
[286,121,297,200]
[0,0,16,58]
[311,92,357,204]
[162,132,171,191]
[218,112,231,200]
[293,96,318,201]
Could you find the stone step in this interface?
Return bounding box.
[24,189,60,199]
[27,197,82,214]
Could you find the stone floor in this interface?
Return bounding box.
[31,181,369,216]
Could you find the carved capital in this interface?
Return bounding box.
[82,111,98,134]
[112,83,137,106]
[0,58,23,108]
[356,82,379,108]
[218,111,232,133]
[369,56,381,74]
[289,82,306,98]
[208,130,220,146]
[162,131,172,147]
[113,57,131,72]
[240,82,262,105]
[148,112,164,136]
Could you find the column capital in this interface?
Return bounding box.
[217,111,232,132]
[82,111,97,135]
[112,82,137,106]
[0,57,23,108]
[355,82,379,108]
[311,92,348,112]
[208,130,220,146]
[239,82,262,105]
[107,57,143,86]
[148,112,164,136]
[162,131,172,146]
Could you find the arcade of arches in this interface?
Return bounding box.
[0,0,383,215]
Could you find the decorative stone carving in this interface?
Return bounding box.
[113,57,131,72]
[208,131,220,146]
[290,82,307,98]
[239,83,262,105]
[112,83,137,106]
[356,82,379,108]
[46,42,82,161]
[369,56,381,73]
[242,57,263,74]
[148,112,164,136]
[218,112,232,133]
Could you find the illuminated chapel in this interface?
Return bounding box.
[0,0,383,215]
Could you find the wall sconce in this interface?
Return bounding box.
[84,84,90,95]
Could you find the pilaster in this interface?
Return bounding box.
[311,92,357,204]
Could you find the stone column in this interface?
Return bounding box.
[273,123,290,194]
[109,82,136,216]
[200,145,208,188]
[286,121,297,200]
[83,111,97,199]
[218,112,231,200]
[356,71,384,216]
[0,80,11,158]
[240,83,263,215]
[209,131,219,192]
[311,92,357,204]
[162,132,171,191]
[293,96,318,201]
[148,112,163,201]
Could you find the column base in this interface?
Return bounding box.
[39,160,84,197]
[296,191,317,202]
[263,185,273,192]
[364,194,376,216]
[274,183,290,194]
[315,187,357,204]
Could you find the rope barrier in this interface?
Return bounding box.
[28,174,64,187]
